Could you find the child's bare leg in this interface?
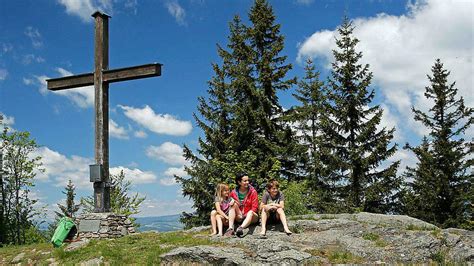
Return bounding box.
[277,208,292,234]
[228,207,236,230]
[240,211,258,229]
[216,215,223,236]
[260,209,268,235]
[235,204,243,220]
[210,210,217,235]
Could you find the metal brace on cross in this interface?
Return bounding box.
[47,11,162,213]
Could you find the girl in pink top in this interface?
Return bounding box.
[210,183,237,236]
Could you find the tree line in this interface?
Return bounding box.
[177,0,472,230]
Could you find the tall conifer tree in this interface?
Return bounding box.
[288,59,327,204]
[320,18,400,213]
[178,1,298,227]
[403,59,473,229]
[177,16,249,228]
[246,0,298,184]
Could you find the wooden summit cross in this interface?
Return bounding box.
[46,11,162,213]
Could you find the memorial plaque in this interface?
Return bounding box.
[78,219,101,233]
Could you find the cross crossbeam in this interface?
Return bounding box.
[47,63,162,91]
[46,11,162,213]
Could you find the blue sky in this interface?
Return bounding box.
[0,0,472,218]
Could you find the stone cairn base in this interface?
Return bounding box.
[77,212,136,239]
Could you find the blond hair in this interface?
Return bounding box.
[215,183,229,203]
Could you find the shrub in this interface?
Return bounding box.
[283,181,312,216]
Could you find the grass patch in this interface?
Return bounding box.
[289,214,336,221]
[362,232,388,247]
[374,239,388,247]
[320,215,336,220]
[290,223,304,234]
[308,240,365,264]
[289,215,318,221]
[0,242,53,264]
[362,232,379,241]
[1,231,216,265]
[431,228,442,237]
[288,215,308,221]
[406,224,434,231]
[308,246,365,264]
[430,228,447,244]
[329,250,365,263]
[430,251,445,264]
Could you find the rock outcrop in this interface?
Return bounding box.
[161,212,473,264]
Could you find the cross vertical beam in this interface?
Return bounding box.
[45,11,162,213]
[93,12,110,212]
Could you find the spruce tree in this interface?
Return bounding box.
[404,59,473,229]
[289,59,325,184]
[177,16,245,228]
[55,179,80,219]
[47,179,80,239]
[287,59,328,209]
[177,0,298,227]
[246,0,298,184]
[82,171,145,227]
[320,18,400,213]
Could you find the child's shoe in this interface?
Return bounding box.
[235,226,244,237]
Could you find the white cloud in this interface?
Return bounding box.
[109,119,129,139]
[159,178,177,186]
[22,54,45,65]
[159,166,188,186]
[110,166,157,184]
[296,0,314,5]
[146,142,187,165]
[58,0,113,23]
[136,196,194,217]
[25,68,94,108]
[165,0,186,26]
[164,167,187,177]
[33,146,158,188]
[1,113,15,132]
[1,43,13,54]
[391,148,418,176]
[119,105,192,136]
[124,0,138,15]
[1,113,15,126]
[297,0,473,141]
[32,146,94,189]
[0,69,7,80]
[24,26,43,48]
[23,77,33,85]
[134,130,147,138]
[378,104,403,142]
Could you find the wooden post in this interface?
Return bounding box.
[46,11,162,213]
[93,11,110,212]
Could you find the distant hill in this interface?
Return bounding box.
[134,214,183,232]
